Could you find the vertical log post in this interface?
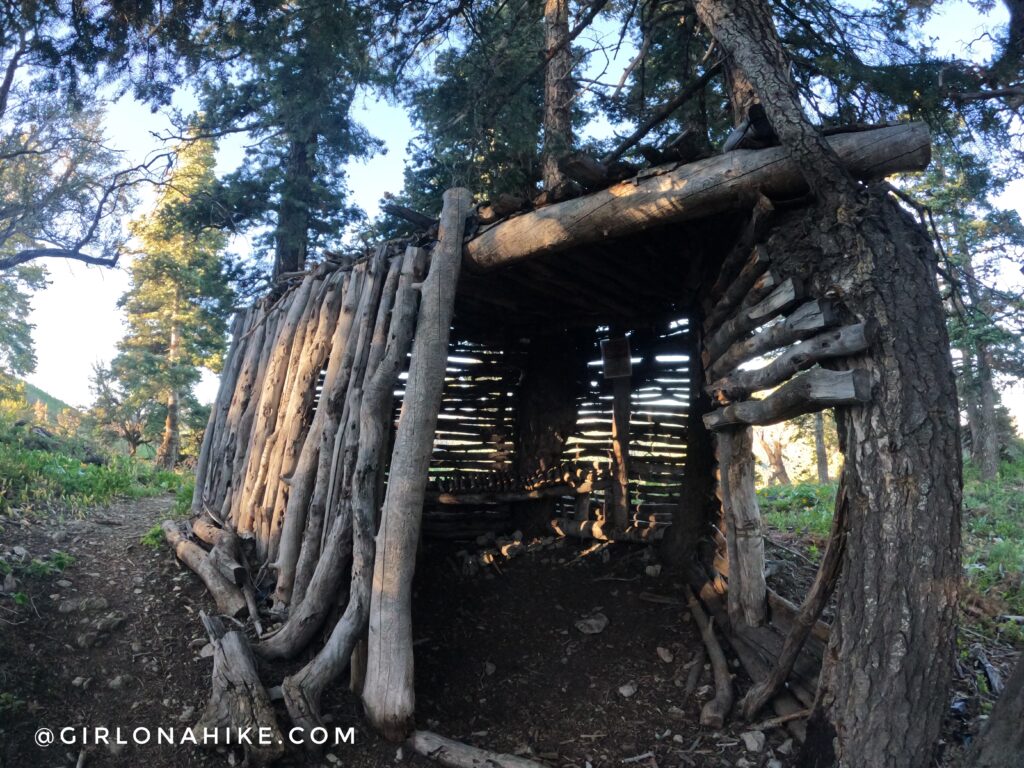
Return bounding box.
[361,187,474,741]
[720,427,766,627]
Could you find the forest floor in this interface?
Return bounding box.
[1,491,1018,768]
[1,495,800,768]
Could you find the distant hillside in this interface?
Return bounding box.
[22,381,78,421]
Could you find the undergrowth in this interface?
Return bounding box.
[760,456,1024,643]
[0,417,184,518]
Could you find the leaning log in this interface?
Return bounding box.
[687,590,734,729]
[719,428,766,627]
[703,368,872,430]
[465,123,931,270]
[194,613,283,766]
[362,187,475,741]
[162,521,246,618]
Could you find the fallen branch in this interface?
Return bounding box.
[408,730,547,768]
[162,521,246,618]
[687,589,733,728]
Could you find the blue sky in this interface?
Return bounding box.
[24,1,1024,428]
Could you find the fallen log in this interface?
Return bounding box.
[703,368,872,430]
[194,613,283,766]
[408,730,547,768]
[465,122,931,270]
[162,521,246,618]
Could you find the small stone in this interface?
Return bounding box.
[199,643,215,658]
[777,739,794,756]
[618,682,637,698]
[178,705,195,723]
[667,705,685,719]
[58,599,79,614]
[106,741,127,757]
[768,760,783,768]
[656,646,674,663]
[12,546,27,559]
[735,759,754,768]
[325,754,340,764]
[108,675,127,690]
[71,676,87,687]
[739,731,766,752]
[575,612,609,635]
[76,632,99,649]
[645,564,662,577]
[672,734,684,743]
[484,661,496,676]
[2,573,16,593]
[56,579,72,588]
[395,746,404,762]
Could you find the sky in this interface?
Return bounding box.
[24,1,1024,430]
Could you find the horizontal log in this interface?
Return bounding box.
[551,518,666,542]
[704,245,771,332]
[706,300,839,382]
[708,323,875,401]
[465,123,931,270]
[705,278,803,363]
[704,369,872,430]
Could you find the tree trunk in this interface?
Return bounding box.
[511,331,588,535]
[157,323,181,470]
[975,344,1001,480]
[960,349,983,462]
[693,3,962,767]
[814,412,829,484]
[542,0,572,195]
[273,132,316,281]
[758,431,790,485]
[967,654,1024,767]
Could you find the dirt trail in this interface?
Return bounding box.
[1,497,800,768]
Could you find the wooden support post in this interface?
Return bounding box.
[362,188,474,741]
[718,428,766,627]
[610,374,631,531]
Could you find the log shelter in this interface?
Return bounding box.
[170,122,932,759]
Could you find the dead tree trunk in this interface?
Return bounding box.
[693,3,962,766]
[758,431,791,486]
[362,188,474,741]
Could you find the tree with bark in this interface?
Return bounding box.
[113,138,235,469]
[692,2,962,766]
[88,364,157,457]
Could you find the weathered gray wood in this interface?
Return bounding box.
[704,245,771,332]
[162,521,247,618]
[708,323,874,401]
[283,247,426,735]
[704,369,872,430]
[408,731,547,768]
[465,123,930,270]
[707,299,839,382]
[273,268,363,609]
[195,613,283,766]
[741,479,846,719]
[687,590,734,728]
[719,428,766,627]
[709,194,776,299]
[705,277,803,363]
[362,188,474,741]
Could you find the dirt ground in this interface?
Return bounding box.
[0,496,808,768]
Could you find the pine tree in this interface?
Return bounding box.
[114,138,236,468]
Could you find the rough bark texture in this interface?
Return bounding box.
[967,654,1024,767]
[694,2,962,766]
[814,412,829,484]
[542,0,572,194]
[362,188,474,740]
